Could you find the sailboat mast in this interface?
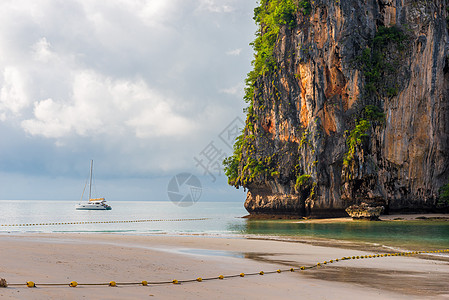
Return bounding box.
[89,160,93,200]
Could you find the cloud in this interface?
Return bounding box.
[0,67,30,120]
[127,103,196,138]
[21,70,196,139]
[226,48,242,56]
[219,83,245,98]
[196,0,235,13]
[0,0,258,197]
[32,37,53,63]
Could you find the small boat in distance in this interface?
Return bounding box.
[76,160,111,210]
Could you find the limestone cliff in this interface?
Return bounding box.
[224,0,449,217]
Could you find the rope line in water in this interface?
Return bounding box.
[0,218,210,227]
[2,249,448,288]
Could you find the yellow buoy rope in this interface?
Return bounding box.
[0,218,210,227]
[3,249,447,288]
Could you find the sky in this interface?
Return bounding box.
[0,0,258,201]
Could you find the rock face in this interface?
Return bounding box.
[225,0,449,217]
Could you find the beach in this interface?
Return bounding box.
[295,213,449,223]
[0,233,448,299]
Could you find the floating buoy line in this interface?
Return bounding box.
[0,218,210,227]
[1,249,447,289]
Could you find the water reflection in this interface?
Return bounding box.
[229,219,449,250]
[179,248,244,258]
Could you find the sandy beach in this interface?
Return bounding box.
[0,232,448,300]
[288,213,449,223]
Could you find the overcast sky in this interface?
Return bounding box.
[0,0,257,201]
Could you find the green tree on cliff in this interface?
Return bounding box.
[439,183,449,206]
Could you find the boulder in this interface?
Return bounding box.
[345,203,384,220]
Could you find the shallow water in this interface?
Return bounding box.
[1,200,448,251]
[178,248,244,258]
[233,219,449,251]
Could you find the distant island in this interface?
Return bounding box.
[224,0,449,218]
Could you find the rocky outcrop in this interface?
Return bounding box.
[345,203,384,220]
[225,0,449,217]
[0,278,7,288]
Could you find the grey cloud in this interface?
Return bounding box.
[0,0,257,200]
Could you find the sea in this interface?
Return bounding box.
[1,200,449,252]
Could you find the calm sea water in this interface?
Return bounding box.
[0,200,247,235]
[1,200,448,251]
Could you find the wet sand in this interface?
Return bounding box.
[0,233,448,299]
[294,213,449,223]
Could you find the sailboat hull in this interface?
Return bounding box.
[75,203,112,210]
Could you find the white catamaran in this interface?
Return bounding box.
[76,160,112,210]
